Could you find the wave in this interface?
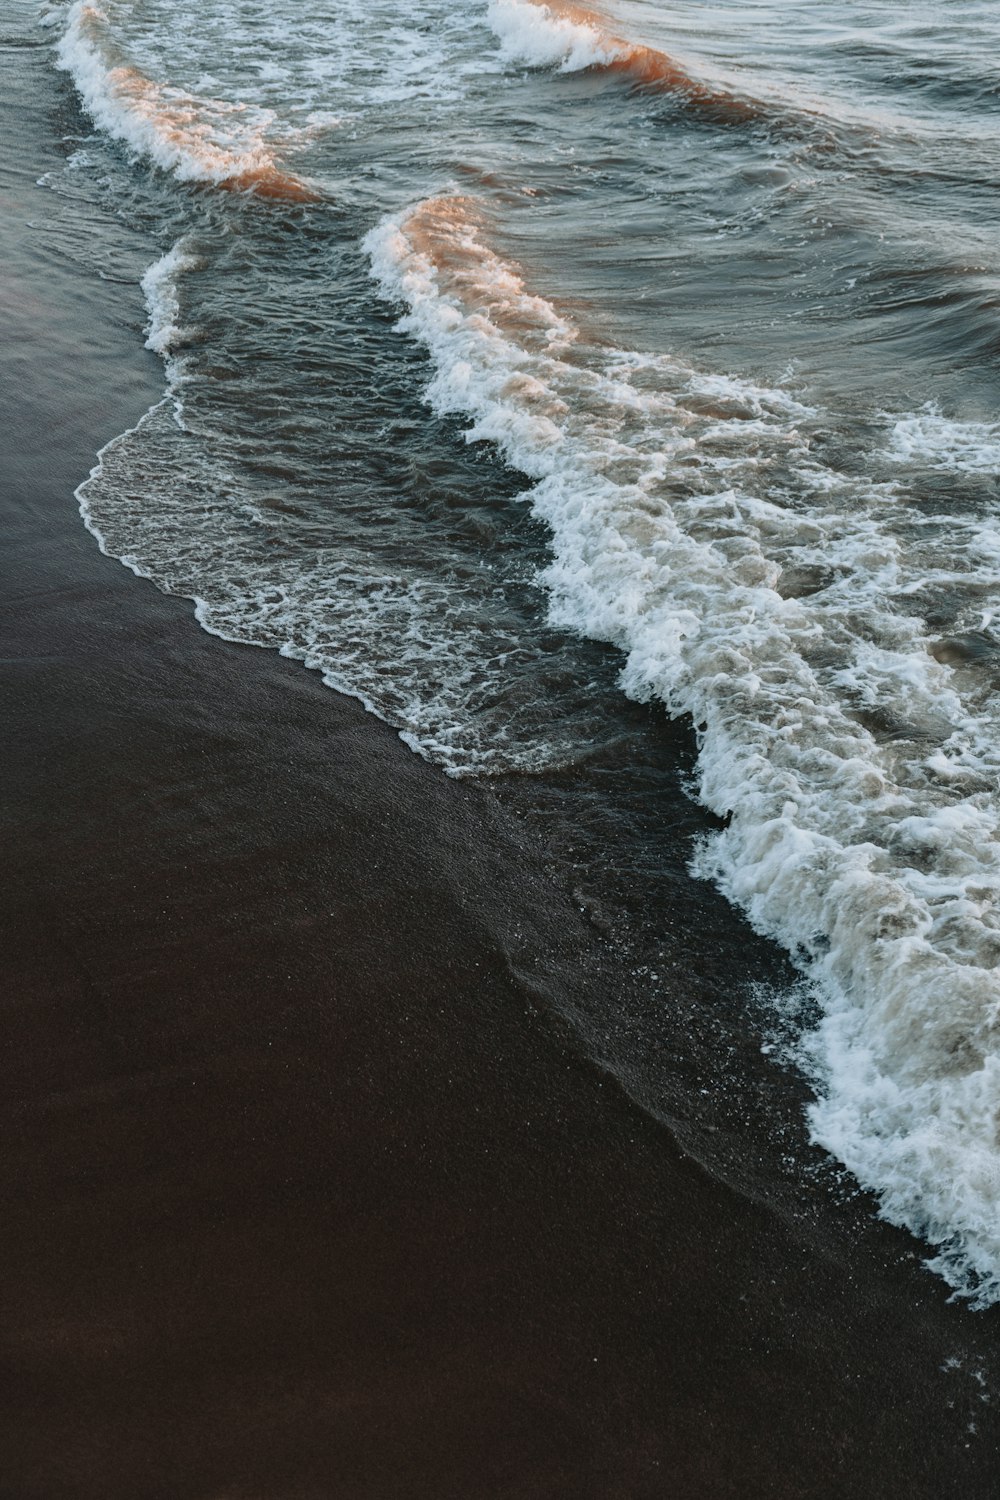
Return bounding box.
[487,0,762,123]
[367,194,1000,1305]
[74,231,616,776]
[887,403,1000,474]
[485,0,949,146]
[54,1,317,199]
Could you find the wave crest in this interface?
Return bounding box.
[487,0,759,122]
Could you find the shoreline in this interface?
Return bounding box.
[4,25,1000,1498]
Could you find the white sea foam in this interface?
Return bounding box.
[140,239,200,358]
[887,404,1000,475]
[487,0,622,73]
[367,196,1000,1304]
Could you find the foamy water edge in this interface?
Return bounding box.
[366,198,1000,1307]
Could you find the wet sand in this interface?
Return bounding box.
[4,32,1000,1500]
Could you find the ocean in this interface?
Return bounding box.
[33,0,1000,1305]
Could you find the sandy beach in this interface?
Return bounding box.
[4,16,1000,1497]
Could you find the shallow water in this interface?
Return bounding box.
[32,0,1000,1302]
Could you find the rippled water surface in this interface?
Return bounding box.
[33,0,1000,1303]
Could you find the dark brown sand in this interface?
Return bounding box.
[4,42,1000,1500]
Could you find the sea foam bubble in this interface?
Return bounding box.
[887,403,1000,475]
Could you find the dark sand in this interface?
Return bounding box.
[3,34,1000,1500]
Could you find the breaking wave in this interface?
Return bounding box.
[53,0,317,198]
[487,0,763,122]
[367,194,1000,1305]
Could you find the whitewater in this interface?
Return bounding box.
[42,0,1000,1303]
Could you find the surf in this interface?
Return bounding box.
[367,193,1000,1306]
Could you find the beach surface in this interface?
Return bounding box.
[3,20,1000,1499]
